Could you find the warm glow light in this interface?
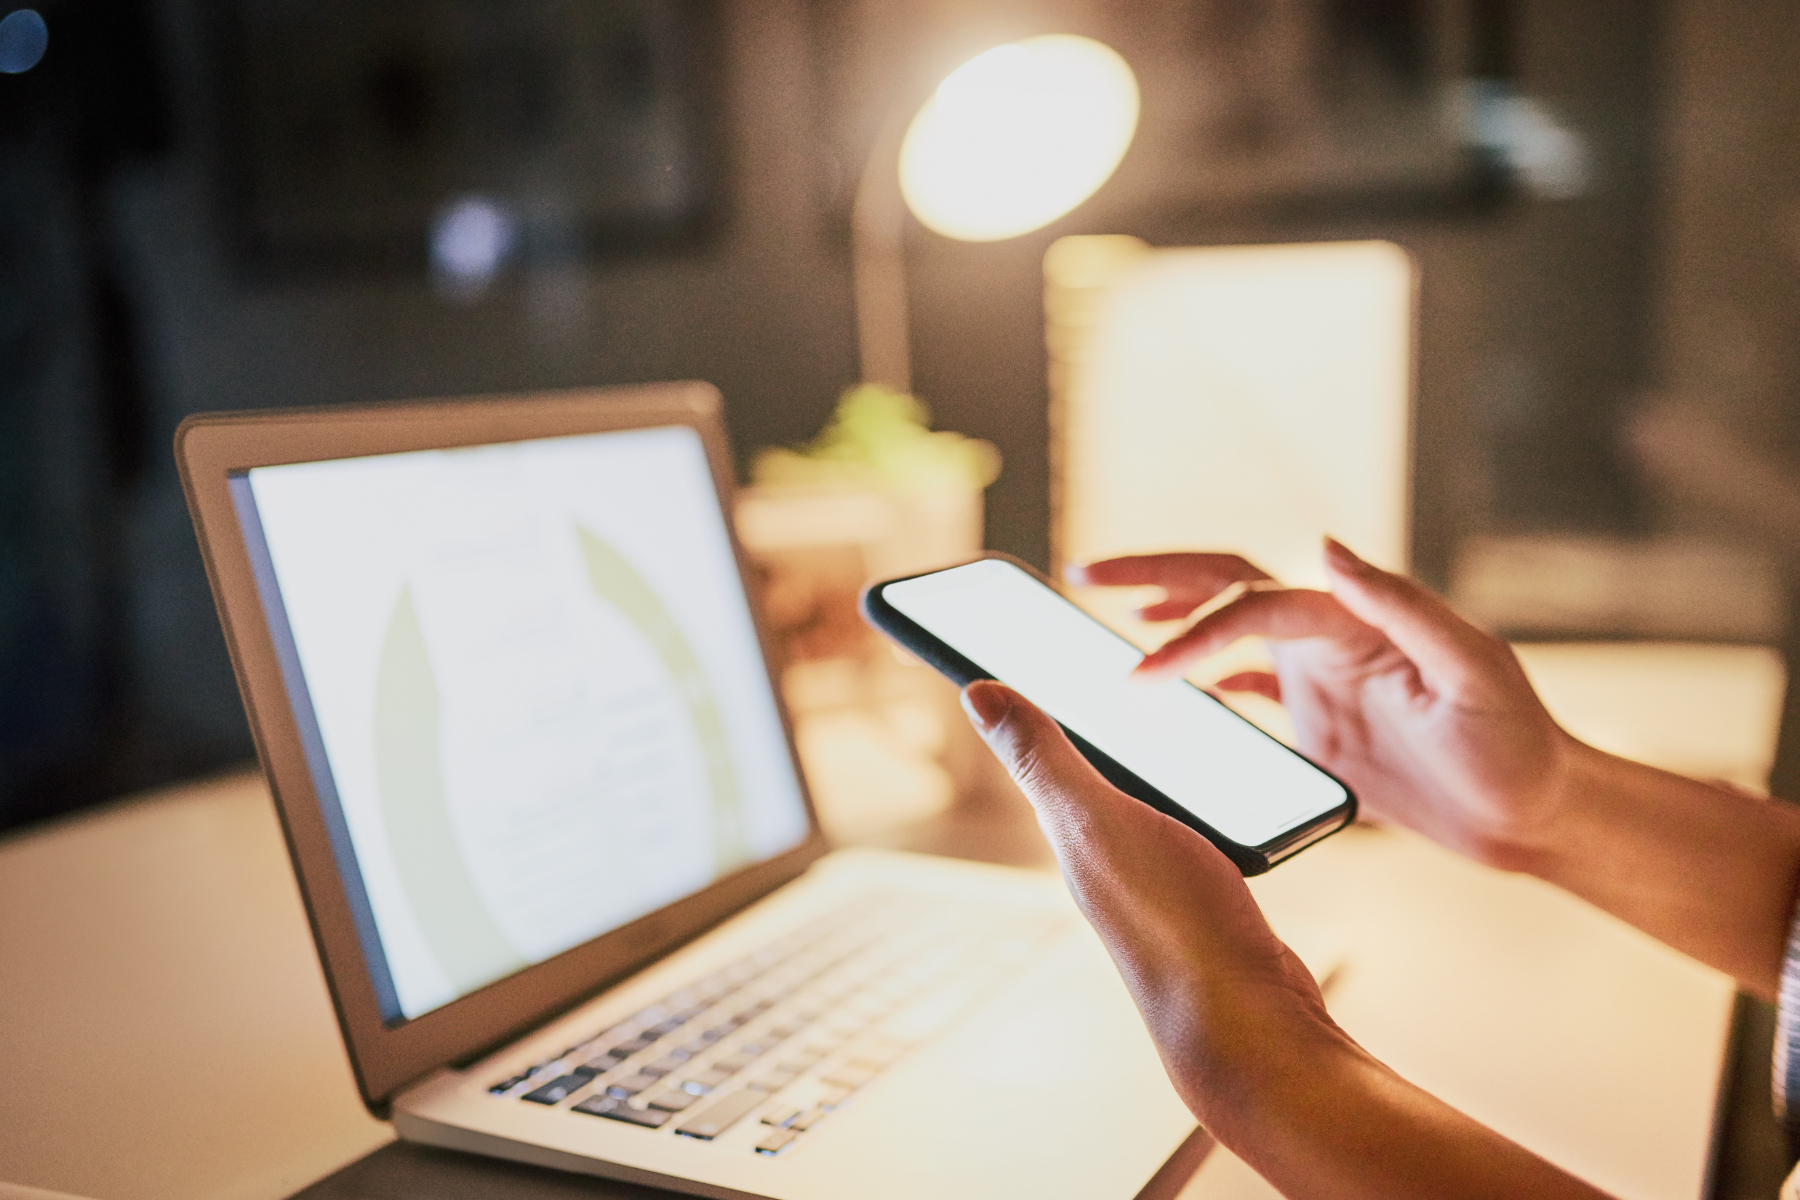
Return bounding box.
[1048,238,1414,594]
[899,35,1138,242]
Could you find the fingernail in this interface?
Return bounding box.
[1130,658,1171,684]
[1062,563,1091,586]
[1323,536,1365,574]
[960,682,1011,731]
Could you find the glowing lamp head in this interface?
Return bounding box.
[899,35,1138,243]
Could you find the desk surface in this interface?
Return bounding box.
[0,769,1737,1200]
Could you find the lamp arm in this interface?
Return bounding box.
[852,117,912,393]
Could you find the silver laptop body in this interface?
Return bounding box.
[176,383,1196,1200]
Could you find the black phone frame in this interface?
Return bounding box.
[860,552,1356,875]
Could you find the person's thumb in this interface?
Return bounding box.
[960,680,1134,847]
[961,684,1272,991]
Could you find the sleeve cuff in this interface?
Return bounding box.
[1774,893,1800,1150]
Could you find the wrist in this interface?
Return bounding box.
[1465,729,1597,878]
[1176,983,1358,1134]
[1186,1007,1372,1151]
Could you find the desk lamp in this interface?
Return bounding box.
[852,34,1139,393]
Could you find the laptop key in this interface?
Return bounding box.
[676,1090,766,1140]
[646,1089,700,1113]
[789,1106,828,1132]
[572,1094,671,1128]
[746,1070,798,1092]
[682,1067,733,1092]
[521,1071,596,1105]
[604,1073,661,1098]
[756,1127,800,1155]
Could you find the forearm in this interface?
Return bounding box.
[1514,739,1800,1000]
[1196,1019,1610,1200]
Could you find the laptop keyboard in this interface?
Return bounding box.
[487,891,1069,1155]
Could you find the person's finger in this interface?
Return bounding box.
[1212,671,1282,702]
[1135,587,1376,681]
[961,680,1303,1058]
[1136,596,1216,622]
[1321,538,1505,690]
[960,681,1242,930]
[961,681,1260,877]
[1070,552,1272,597]
[960,681,1136,843]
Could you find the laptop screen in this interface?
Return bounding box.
[227,424,811,1025]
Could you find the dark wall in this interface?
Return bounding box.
[2,0,864,829]
[4,0,1796,832]
[1657,0,1800,451]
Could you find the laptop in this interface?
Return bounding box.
[176,383,1202,1200]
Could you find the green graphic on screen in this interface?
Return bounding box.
[574,526,749,872]
[373,586,527,996]
[371,525,748,999]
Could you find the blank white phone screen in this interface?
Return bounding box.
[882,559,1347,847]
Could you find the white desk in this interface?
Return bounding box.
[0,773,392,1200]
[0,764,1735,1200]
[1193,826,1734,1200]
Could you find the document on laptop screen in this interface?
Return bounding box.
[230,425,810,1023]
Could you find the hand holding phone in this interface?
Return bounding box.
[860,554,1355,874]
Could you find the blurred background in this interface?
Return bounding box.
[4,0,1800,835]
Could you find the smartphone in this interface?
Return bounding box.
[860,554,1355,874]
